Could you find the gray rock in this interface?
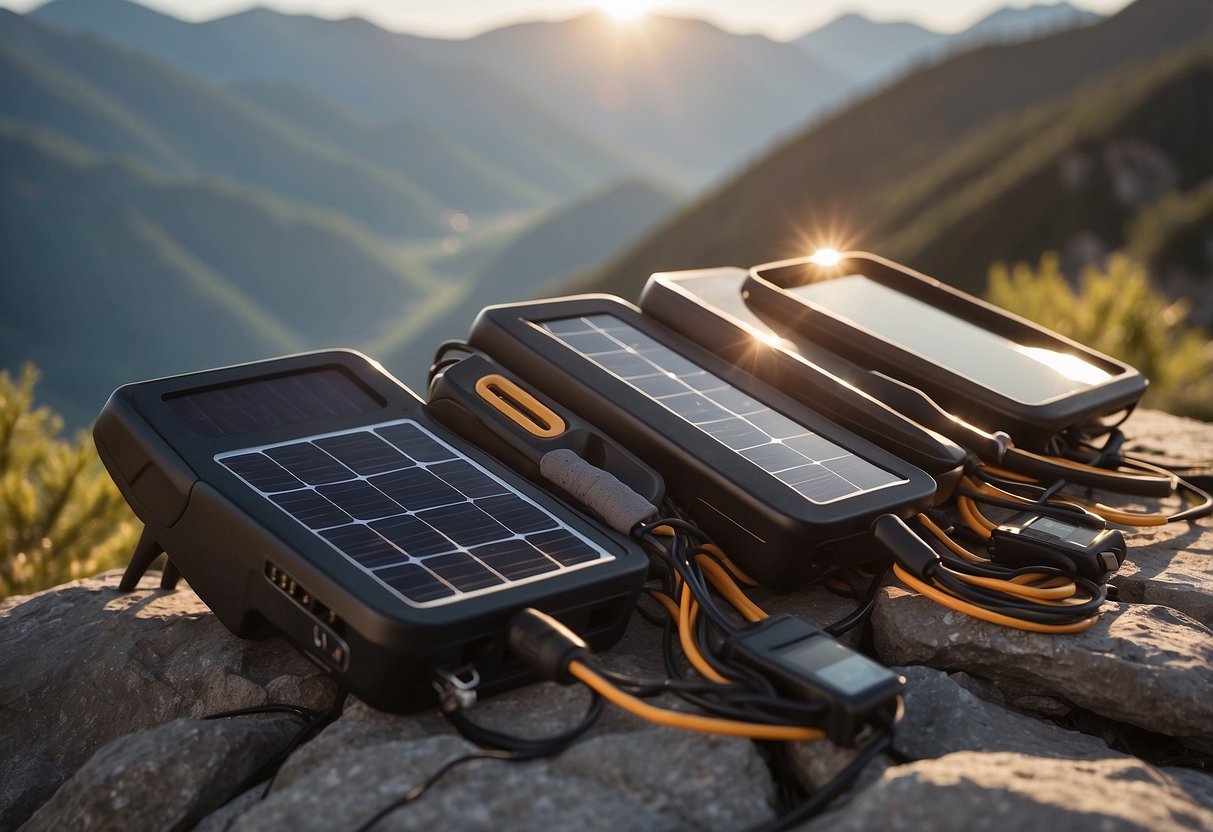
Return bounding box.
[803,752,1213,832]
[872,587,1213,741]
[1112,410,1213,628]
[227,730,768,832]
[789,737,888,796]
[554,727,775,829]
[1165,767,1213,813]
[22,717,297,832]
[788,664,1118,809]
[894,665,1114,760]
[0,571,334,829]
[5,408,1213,832]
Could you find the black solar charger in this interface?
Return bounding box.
[94,350,648,712]
[468,295,938,588]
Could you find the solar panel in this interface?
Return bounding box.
[218,418,613,607]
[539,315,907,505]
[166,368,381,437]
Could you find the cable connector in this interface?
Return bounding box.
[989,511,1126,583]
[721,615,903,744]
[432,665,480,713]
[871,514,939,581]
[508,608,590,684]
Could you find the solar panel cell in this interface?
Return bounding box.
[429,459,510,499]
[369,514,453,559]
[220,453,302,493]
[540,316,905,506]
[369,468,462,512]
[376,423,456,463]
[476,494,558,534]
[418,502,511,548]
[264,443,354,485]
[424,553,503,591]
[320,525,403,568]
[314,432,411,475]
[218,419,614,607]
[530,529,602,566]
[315,480,405,520]
[270,489,352,529]
[377,562,455,602]
[473,539,559,580]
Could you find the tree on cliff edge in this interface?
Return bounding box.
[0,365,137,597]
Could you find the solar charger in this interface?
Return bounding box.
[468,296,938,587]
[94,350,648,712]
[746,253,1146,449]
[638,267,968,494]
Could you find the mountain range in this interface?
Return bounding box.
[585,0,1213,300]
[28,0,1103,192]
[3,0,1207,428]
[793,2,1099,92]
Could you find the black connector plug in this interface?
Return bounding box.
[508,608,590,684]
[721,615,903,744]
[989,511,1126,583]
[871,514,938,580]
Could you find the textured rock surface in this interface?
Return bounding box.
[803,752,1213,832]
[893,665,1116,761]
[23,717,297,832]
[1107,410,1213,629]
[0,409,1210,831]
[0,573,334,829]
[872,588,1213,741]
[220,728,774,832]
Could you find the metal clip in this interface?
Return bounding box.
[432,665,480,712]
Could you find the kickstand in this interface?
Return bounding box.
[160,558,182,590]
[119,526,166,591]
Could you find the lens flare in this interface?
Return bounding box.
[809,248,841,266]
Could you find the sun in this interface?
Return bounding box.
[599,0,651,22]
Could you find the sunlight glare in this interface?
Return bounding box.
[809,248,841,266]
[600,0,651,22]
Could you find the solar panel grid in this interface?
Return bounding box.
[217,419,611,607]
[540,315,906,505]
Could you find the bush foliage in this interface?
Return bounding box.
[988,253,1213,420]
[0,365,137,598]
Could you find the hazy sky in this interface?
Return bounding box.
[2,0,1134,40]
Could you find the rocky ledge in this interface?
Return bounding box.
[2,409,1212,831]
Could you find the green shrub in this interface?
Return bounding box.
[988,253,1213,420]
[0,364,138,598]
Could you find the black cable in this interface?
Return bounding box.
[425,339,484,391]
[1170,476,1213,523]
[636,524,737,633]
[958,489,1101,524]
[350,748,520,832]
[202,703,323,723]
[825,563,890,637]
[925,565,1105,624]
[444,693,604,753]
[203,683,348,803]
[352,689,603,832]
[744,730,891,832]
[755,739,809,815]
[884,744,919,765]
